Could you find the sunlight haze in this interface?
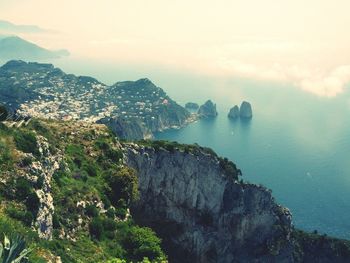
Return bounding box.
[1,0,350,96]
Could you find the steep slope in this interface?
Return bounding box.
[0,119,166,262]
[124,141,350,263]
[1,119,350,262]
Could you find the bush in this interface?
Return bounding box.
[13,130,39,156]
[115,208,127,220]
[219,157,239,180]
[0,141,13,168]
[106,208,115,218]
[105,167,139,206]
[89,217,104,241]
[122,226,166,262]
[15,178,32,201]
[6,206,34,227]
[25,192,40,215]
[85,204,99,218]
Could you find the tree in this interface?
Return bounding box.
[105,167,139,206]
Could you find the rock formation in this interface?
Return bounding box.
[228,105,240,119]
[98,117,153,140]
[240,101,253,118]
[124,143,350,263]
[185,102,199,110]
[124,143,295,263]
[198,100,218,118]
[30,135,63,240]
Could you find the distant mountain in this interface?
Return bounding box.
[0,36,69,60]
[0,20,49,33]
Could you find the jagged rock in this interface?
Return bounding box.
[198,100,218,118]
[124,144,294,263]
[29,135,63,240]
[185,102,199,110]
[228,105,240,119]
[98,117,152,140]
[240,101,253,118]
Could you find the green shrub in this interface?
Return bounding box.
[102,217,117,232]
[85,205,99,218]
[122,226,165,262]
[115,208,127,220]
[25,192,40,216]
[219,157,240,180]
[105,167,138,206]
[89,217,104,241]
[5,206,34,227]
[0,141,13,168]
[106,208,115,219]
[15,178,32,201]
[13,130,39,156]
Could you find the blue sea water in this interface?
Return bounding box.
[39,58,350,239]
[155,80,350,239]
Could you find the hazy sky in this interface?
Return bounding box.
[1,0,350,97]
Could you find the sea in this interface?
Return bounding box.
[7,57,350,239]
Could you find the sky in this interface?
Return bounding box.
[1,0,350,97]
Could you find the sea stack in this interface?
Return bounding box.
[185,102,199,110]
[239,101,253,118]
[198,100,218,118]
[228,105,240,119]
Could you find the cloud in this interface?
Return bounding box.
[196,40,350,97]
[299,66,350,97]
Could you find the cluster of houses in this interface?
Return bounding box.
[12,69,172,124]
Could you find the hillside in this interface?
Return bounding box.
[0,36,69,60]
[0,119,350,262]
[0,60,193,140]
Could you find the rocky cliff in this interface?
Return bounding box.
[1,119,350,262]
[124,143,296,262]
[124,143,350,263]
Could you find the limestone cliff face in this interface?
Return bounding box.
[29,135,62,240]
[124,144,294,263]
[98,117,153,140]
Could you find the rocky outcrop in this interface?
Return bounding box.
[228,105,240,119]
[240,101,253,118]
[198,100,218,118]
[98,117,153,140]
[124,144,295,263]
[29,135,63,240]
[185,102,199,110]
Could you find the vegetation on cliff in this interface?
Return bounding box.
[0,119,166,262]
[1,118,350,262]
